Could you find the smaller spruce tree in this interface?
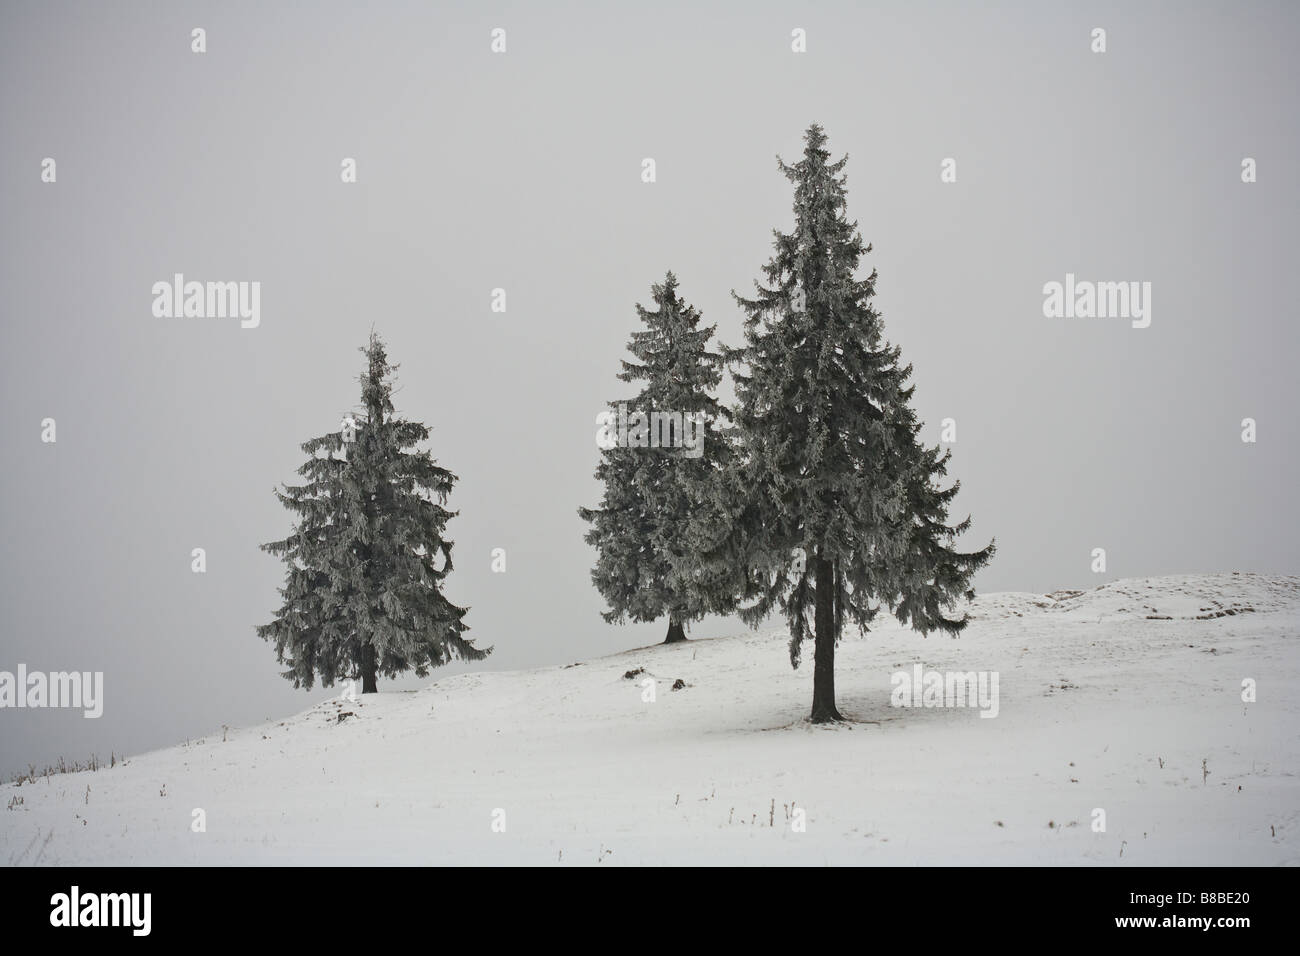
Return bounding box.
[258,332,487,692]
[579,272,737,644]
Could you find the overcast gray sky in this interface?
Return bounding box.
[2,0,1297,779]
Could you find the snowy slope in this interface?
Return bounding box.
[3,572,1297,866]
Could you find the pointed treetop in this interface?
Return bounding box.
[804,122,828,151]
[652,270,680,304]
[775,122,849,191]
[359,330,397,421]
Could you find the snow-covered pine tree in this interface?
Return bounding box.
[726,124,994,722]
[578,272,738,644]
[258,332,488,693]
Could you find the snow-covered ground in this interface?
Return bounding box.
[3,573,1296,865]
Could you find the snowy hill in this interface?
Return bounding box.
[3,572,1297,866]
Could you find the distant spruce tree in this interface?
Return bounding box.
[579,272,738,644]
[726,124,994,722]
[258,333,488,693]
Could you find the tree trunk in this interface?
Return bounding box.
[663,619,687,644]
[361,643,378,694]
[810,556,843,723]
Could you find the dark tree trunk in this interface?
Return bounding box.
[663,619,687,644]
[810,556,843,723]
[361,643,378,694]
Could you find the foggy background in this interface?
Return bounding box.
[2,0,1297,779]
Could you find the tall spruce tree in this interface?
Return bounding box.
[578,272,737,644]
[726,124,994,722]
[258,333,487,693]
